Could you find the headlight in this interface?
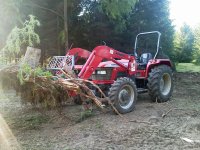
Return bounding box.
[97,70,106,75]
[130,61,136,72]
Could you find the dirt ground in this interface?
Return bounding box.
[1,72,200,150]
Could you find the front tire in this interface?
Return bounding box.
[147,65,173,102]
[108,77,137,114]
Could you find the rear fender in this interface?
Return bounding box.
[146,59,172,77]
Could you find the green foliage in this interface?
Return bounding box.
[193,25,200,64]
[100,0,138,19]
[77,109,93,123]
[17,63,32,84]
[58,30,66,45]
[0,0,24,48]
[68,0,174,55]
[17,63,52,84]
[34,67,52,77]
[127,0,174,56]
[23,15,40,46]
[2,15,40,56]
[1,0,174,59]
[176,63,200,72]
[173,24,194,63]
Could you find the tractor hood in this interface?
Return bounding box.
[74,59,129,70]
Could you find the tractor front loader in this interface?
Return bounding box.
[47,31,173,114]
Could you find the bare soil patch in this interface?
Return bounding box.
[1,73,200,150]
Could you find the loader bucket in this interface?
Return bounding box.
[47,55,75,76]
[47,55,75,70]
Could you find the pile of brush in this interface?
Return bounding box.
[0,64,108,110]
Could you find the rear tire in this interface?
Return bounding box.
[147,65,173,102]
[108,77,137,114]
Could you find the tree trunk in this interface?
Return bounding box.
[64,0,69,51]
[57,16,61,55]
[22,47,41,68]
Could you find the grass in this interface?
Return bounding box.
[176,63,200,72]
[76,109,94,123]
[13,114,50,130]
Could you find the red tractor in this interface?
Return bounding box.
[48,31,173,114]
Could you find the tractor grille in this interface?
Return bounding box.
[47,56,74,70]
[90,68,113,80]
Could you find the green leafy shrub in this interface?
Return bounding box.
[17,63,52,84]
[2,15,40,59]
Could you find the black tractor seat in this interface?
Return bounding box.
[137,53,153,70]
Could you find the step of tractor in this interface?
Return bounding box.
[137,88,148,94]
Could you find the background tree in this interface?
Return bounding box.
[173,24,194,63]
[1,0,174,62]
[0,0,23,49]
[126,0,174,56]
[193,24,200,64]
[2,15,40,61]
[68,0,174,56]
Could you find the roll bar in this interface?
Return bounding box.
[134,31,161,59]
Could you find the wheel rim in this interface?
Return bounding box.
[118,85,134,110]
[160,73,172,95]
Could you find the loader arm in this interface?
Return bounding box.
[78,46,136,79]
[67,48,91,62]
